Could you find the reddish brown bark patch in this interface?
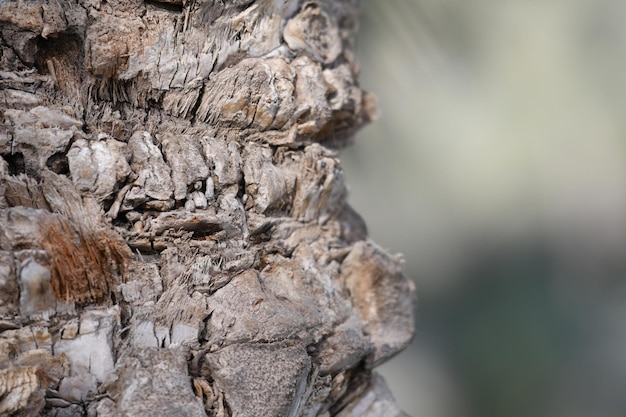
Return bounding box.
[39,215,129,305]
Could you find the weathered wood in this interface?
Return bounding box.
[0,0,415,416]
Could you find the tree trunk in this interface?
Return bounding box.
[0,0,415,416]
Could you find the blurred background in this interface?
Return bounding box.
[343,1,626,416]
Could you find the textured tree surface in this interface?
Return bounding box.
[0,0,415,416]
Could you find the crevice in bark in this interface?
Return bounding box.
[35,32,85,98]
[45,152,69,175]
[189,83,206,126]
[328,363,371,415]
[1,153,25,176]
[145,0,184,14]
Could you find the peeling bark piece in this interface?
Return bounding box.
[110,348,206,417]
[196,58,295,130]
[0,89,41,109]
[150,288,208,348]
[131,320,158,349]
[287,144,347,223]
[201,136,242,189]
[88,397,118,417]
[58,373,98,404]
[0,326,52,365]
[127,131,174,203]
[118,261,162,304]
[283,2,342,64]
[323,65,361,113]
[323,64,364,131]
[291,56,332,136]
[207,269,307,349]
[179,255,233,295]
[0,27,39,66]
[11,127,74,176]
[16,348,70,386]
[67,138,132,202]
[242,143,289,214]
[190,191,208,210]
[315,315,371,376]
[1,174,50,211]
[207,342,311,417]
[86,13,144,79]
[160,133,210,201]
[0,366,44,416]
[53,309,118,387]
[0,3,44,34]
[4,106,82,131]
[341,242,416,368]
[257,243,353,341]
[3,107,81,175]
[121,186,149,210]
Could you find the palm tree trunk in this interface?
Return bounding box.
[0,1,415,416]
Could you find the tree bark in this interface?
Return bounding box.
[0,1,415,416]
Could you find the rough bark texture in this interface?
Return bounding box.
[0,0,415,416]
